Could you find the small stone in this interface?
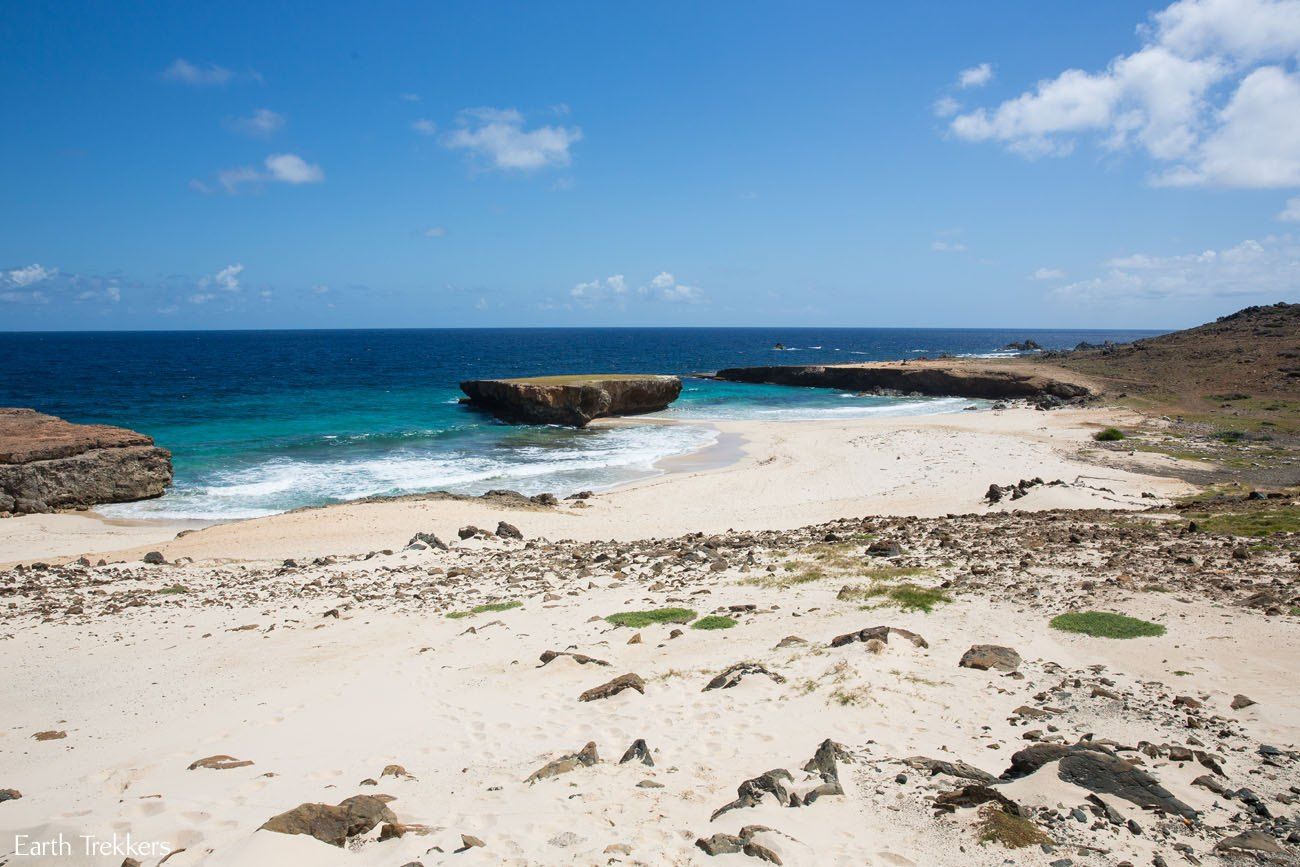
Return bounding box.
[1230,693,1257,710]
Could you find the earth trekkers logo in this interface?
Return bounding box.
[12,832,172,860]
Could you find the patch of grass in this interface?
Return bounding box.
[1050,610,1166,639]
[842,581,951,613]
[1187,507,1300,537]
[1173,670,1193,676]
[158,583,189,595]
[1290,607,1300,617]
[446,600,522,619]
[691,615,737,630]
[1212,429,1246,443]
[1093,427,1126,442]
[976,806,1052,849]
[604,607,696,628]
[1207,392,1251,402]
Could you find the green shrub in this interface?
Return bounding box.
[1093,427,1125,442]
[1050,610,1165,638]
[446,600,522,619]
[605,607,697,628]
[691,615,737,630]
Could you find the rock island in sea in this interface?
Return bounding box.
[459,374,682,427]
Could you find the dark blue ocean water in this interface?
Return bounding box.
[0,327,1159,519]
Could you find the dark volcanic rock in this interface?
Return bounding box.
[1056,750,1197,818]
[459,375,682,427]
[0,408,172,515]
[959,644,1021,671]
[525,741,600,782]
[259,794,397,847]
[713,364,1090,400]
[579,672,646,701]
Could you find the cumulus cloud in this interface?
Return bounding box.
[933,96,962,118]
[949,0,1300,186]
[411,118,437,136]
[195,264,244,299]
[163,58,233,85]
[230,108,285,137]
[567,271,704,307]
[931,240,969,253]
[958,63,994,89]
[1055,234,1300,302]
[5,263,56,286]
[1280,196,1300,220]
[442,107,582,171]
[1030,267,1067,280]
[216,154,324,193]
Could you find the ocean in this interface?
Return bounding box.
[0,327,1159,520]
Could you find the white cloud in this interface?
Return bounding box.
[218,154,323,192]
[424,226,447,238]
[5,263,56,286]
[399,93,421,103]
[231,108,285,137]
[76,284,121,303]
[645,271,703,303]
[958,63,994,89]
[0,290,49,304]
[571,274,628,304]
[949,0,1300,187]
[264,153,324,184]
[1030,267,1067,280]
[568,271,704,306]
[933,96,961,118]
[411,118,437,136]
[1055,234,1300,302]
[163,58,233,86]
[931,240,969,253]
[442,107,582,171]
[195,264,244,300]
[1280,195,1300,220]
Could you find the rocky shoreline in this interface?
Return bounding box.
[460,374,683,426]
[0,408,172,516]
[714,363,1093,403]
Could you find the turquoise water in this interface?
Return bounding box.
[0,327,1159,519]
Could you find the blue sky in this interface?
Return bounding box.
[3,0,1299,330]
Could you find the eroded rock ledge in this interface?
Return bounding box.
[713,363,1091,401]
[459,375,682,427]
[0,408,173,516]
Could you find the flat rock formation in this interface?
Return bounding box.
[0,408,172,515]
[714,362,1091,400]
[460,375,682,427]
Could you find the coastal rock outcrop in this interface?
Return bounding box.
[713,364,1090,401]
[0,408,172,516]
[459,375,682,427]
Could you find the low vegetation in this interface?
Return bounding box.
[605,607,697,628]
[976,806,1052,849]
[158,583,189,595]
[691,615,738,630]
[1186,506,1300,537]
[1093,427,1126,442]
[841,581,951,613]
[1050,610,1165,639]
[446,600,522,619]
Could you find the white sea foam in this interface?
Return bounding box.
[101,422,718,520]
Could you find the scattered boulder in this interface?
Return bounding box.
[407,532,447,550]
[539,649,610,667]
[829,625,928,649]
[495,521,523,540]
[1214,830,1284,856]
[259,794,397,847]
[579,672,646,702]
[703,662,786,691]
[525,742,600,783]
[187,755,253,771]
[1231,693,1257,710]
[934,784,1023,815]
[33,730,66,741]
[142,551,166,565]
[959,644,1021,672]
[901,756,996,783]
[0,789,20,803]
[619,739,654,767]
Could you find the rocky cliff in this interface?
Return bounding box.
[714,363,1091,400]
[460,375,683,427]
[0,408,173,515]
